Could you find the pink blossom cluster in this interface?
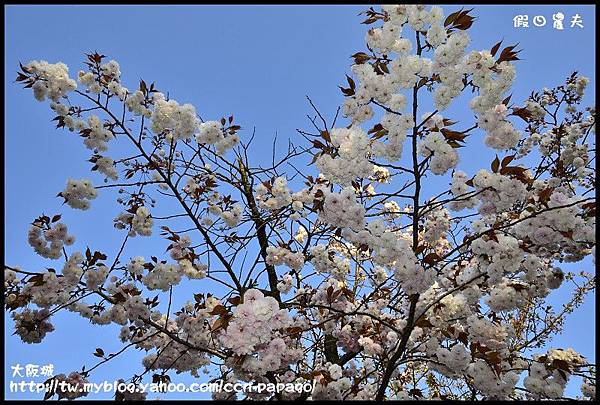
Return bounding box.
[220,289,291,356]
[319,188,365,230]
[477,104,521,150]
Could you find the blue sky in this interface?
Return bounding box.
[4,5,595,400]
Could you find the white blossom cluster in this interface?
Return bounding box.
[196,121,239,155]
[423,206,450,245]
[126,256,145,276]
[179,259,207,280]
[424,291,471,325]
[393,53,432,92]
[5,268,17,287]
[417,131,459,175]
[294,226,308,243]
[429,344,470,377]
[310,244,350,281]
[524,100,546,121]
[78,59,123,97]
[393,251,436,294]
[311,365,354,400]
[84,265,109,291]
[95,156,118,180]
[143,262,181,291]
[236,336,304,378]
[132,315,212,374]
[21,270,71,308]
[514,189,594,261]
[581,380,596,400]
[60,178,98,210]
[151,95,200,141]
[168,235,193,261]
[432,31,470,110]
[77,70,99,93]
[470,233,522,285]
[373,113,413,161]
[266,246,304,271]
[523,353,582,400]
[219,203,243,228]
[333,324,362,355]
[289,189,314,220]
[84,115,114,152]
[464,49,517,151]
[557,124,593,176]
[65,280,148,325]
[569,76,590,97]
[28,222,75,259]
[316,127,373,185]
[472,169,528,215]
[27,57,242,163]
[113,212,134,232]
[448,170,477,211]
[364,21,404,54]
[467,54,515,114]
[485,279,529,312]
[371,266,389,285]
[277,273,294,293]
[123,294,151,321]
[48,100,80,130]
[338,3,519,180]
[522,261,564,293]
[358,336,383,356]
[175,309,213,349]
[381,200,402,219]
[124,90,150,116]
[206,200,243,228]
[131,206,153,237]
[523,120,594,183]
[25,60,77,102]
[256,177,292,210]
[62,252,85,284]
[421,112,445,130]
[466,314,510,350]
[466,359,519,398]
[101,60,121,81]
[129,256,206,291]
[342,221,411,267]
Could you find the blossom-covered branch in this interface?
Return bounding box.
[6,4,595,401]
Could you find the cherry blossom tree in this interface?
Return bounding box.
[5,4,596,401]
